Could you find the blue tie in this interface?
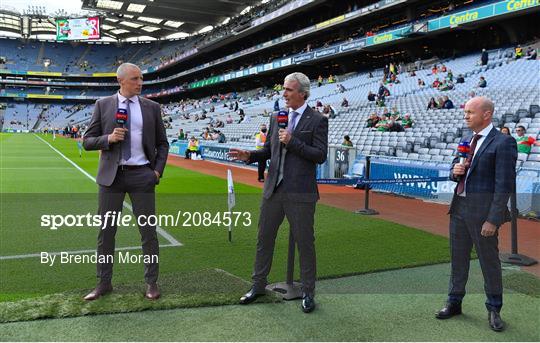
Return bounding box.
[121,99,131,162]
[288,111,299,132]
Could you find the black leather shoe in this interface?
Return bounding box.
[301,293,316,313]
[488,311,504,332]
[239,287,265,305]
[435,302,462,319]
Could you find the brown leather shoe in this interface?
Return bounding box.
[145,283,160,300]
[83,282,113,301]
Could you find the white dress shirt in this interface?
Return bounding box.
[117,92,149,166]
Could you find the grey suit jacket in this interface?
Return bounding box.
[248,106,328,202]
[83,94,169,186]
[448,127,517,226]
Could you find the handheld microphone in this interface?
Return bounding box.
[277,110,288,130]
[115,108,128,128]
[457,141,470,164]
[455,141,470,181]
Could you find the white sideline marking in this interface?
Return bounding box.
[32,134,182,247]
[0,244,178,261]
[0,167,74,170]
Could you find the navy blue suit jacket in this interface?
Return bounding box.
[448,127,517,227]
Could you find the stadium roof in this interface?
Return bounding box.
[84,0,264,39]
[0,0,271,41]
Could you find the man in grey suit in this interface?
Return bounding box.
[229,72,328,313]
[436,96,517,331]
[83,63,169,300]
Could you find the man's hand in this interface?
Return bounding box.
[228,148,250,162]
[481,221,497,237]
[278,128,292,145]
[108,128,128,144]
[452,163,467,177]
[154,170,160,181]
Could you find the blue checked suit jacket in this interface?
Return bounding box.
[448,127,517,227]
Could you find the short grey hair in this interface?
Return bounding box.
[284,72,310,100]
[116,63,140,79]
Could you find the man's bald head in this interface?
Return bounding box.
[116,62,143,98]
[463,96,494,132]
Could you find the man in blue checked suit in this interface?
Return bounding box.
[436,96,517,332]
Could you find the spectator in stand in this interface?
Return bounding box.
[178,128,186,140]
[367,91,376,102]
[478,76,487,88]
[401,114,414,128]
[201,128,211,141]
[526,47,537,60]
[378,83,390,97]
[185,136,201,159]
[274,98,280,111]
[418,78,426,86]
[500,127,511,135]
[432,78,442,88]
[481,48,489,66]
[389,62,396,75]
[437,96,446,109]
[383,65,390,77]
[238,109,245,123]
[366,113,380,128]
[439,79,454,91]
[441,64,447,72]
[376,95,386,107]
[317,75,323,87]
[456,74,465,83]
[328,74,335,83]
[315,100,323,112]
[216,130,226,143]
[427,97,438,110]
[515,126,540,153]
[432,64,438,74]
[442,96,454,109]
[226,115,233,124]
[342,135,353,147]
[322,105,336,119]
[341,97,349,108]
[515,45,523,59]
[446,69,453,82]
[391,106,401,120]
[375,115,390,132]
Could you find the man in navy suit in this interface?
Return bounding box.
[436,96,517,332]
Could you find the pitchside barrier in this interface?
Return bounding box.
[324,145,540,217]
[169,141,539,217]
